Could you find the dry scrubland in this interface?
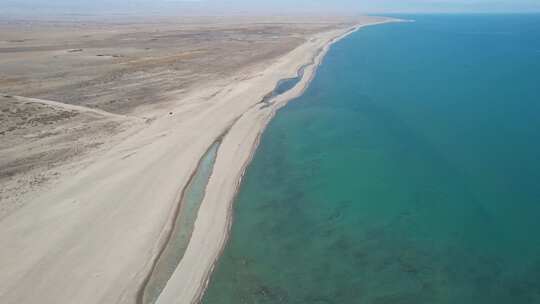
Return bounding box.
[0,16,354,218]
[0,17,350,113]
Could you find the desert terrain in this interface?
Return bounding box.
[0,16,353,218]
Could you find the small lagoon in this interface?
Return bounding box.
[143,142,220,304]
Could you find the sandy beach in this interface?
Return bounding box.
[0,16,395,304]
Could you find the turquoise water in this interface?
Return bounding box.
[143,142,219,304]
[203,15,540,303]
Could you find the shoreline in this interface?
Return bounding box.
[0,17,399,304]
[154,17,401,304]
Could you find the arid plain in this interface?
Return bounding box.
[0,17,351,216]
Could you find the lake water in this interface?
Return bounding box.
[203,15,540,303]
[143,142,219,304]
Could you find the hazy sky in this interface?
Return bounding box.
[3,0,540,16]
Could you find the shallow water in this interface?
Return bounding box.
[203,15,540,303]
[262,62,310,105]
[143,142,219,304]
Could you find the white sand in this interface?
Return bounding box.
[0,18,397,304]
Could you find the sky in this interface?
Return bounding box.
[2,0,540,16]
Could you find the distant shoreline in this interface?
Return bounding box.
[154,17,401,304]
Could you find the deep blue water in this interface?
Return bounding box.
[203,15,540,303]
